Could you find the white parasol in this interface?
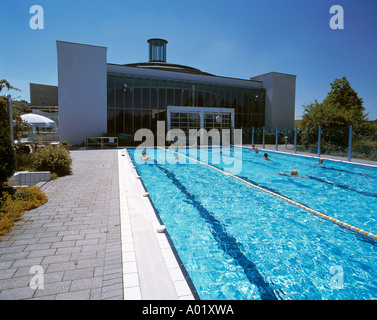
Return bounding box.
[21,113,57,128]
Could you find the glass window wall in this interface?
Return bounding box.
[107,73,265,136]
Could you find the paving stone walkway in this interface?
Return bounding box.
[0,150,122,300]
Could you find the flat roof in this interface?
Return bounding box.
[251,71,297,78]
[107,63,264,89]
[56,40,108,50]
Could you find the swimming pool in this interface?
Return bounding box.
[129,146,377,300]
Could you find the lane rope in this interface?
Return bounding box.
[159,147,377,242]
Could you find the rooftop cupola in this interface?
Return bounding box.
[147,38,168,63]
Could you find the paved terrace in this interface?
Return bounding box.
[0,149,194,300]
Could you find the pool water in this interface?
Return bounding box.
[129,147,377,300]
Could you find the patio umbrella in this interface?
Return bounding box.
[21,113,57,128]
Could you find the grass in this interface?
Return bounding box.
[0,186,48,240]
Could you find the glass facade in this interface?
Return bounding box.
[107,73,265,137]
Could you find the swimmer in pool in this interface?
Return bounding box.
[313,158,324,165]
[264,153,271,161]
[278,169,305,178]
[141,151,150,161]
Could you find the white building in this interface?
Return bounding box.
[56,39,296,145]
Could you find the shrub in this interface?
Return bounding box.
[32,145,72,177]
[0,97,15,193]
[0,186,48,239]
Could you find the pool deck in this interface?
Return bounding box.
[0,149,195,300]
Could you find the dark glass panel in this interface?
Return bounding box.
[211,85,218,107]
[124,76,133,109]
[134,78,142,109]
[236,89,244,114]
[151,79,158,110]
[142,78,150,109]
[182,82,190,106]
[197,83,204,107]
[125,109,133,134]
[242,113,250,129]
[115,109,124,133]
[241,89,249,113]
[107,74,115,109]
[167,80,174,107]
[174,81,182,106]
[141,110,151,130]
[225,86,231,107]
[134,110,142,132]
[235,113,242,129]
[231,87,238,109]
[204,84,211,107]
[158,80,166,109]
[116,76,125,108]
[190,83,196,106]
[107,109,115,134]
[219,86,225,107]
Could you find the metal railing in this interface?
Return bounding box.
[244,125,377,162]
[85,137,119,149]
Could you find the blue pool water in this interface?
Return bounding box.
[129,147,377,300]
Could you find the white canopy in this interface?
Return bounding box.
[21,113,57,128]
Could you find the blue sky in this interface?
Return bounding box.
[1,0,377,120]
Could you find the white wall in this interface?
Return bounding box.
[251,72,296,128]
[57,41,107,145]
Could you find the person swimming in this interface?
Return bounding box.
[278,169,305,178]
[264,153,271,161]
[250,144,258,150]
[141,151,150,161]
[312,158,324,165]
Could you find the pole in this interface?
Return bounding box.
[251,126,254,146]
[348,125,353,162]
[317,125,321,158]
[294,126,297,154]
[262,126,265,149]
[275,125,278,151]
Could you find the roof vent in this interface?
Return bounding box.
[147,38,168,63]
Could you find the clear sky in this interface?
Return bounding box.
[1,0,377,120]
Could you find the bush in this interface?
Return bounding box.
[0,186,48,239]
[0,97,15,193]
[32,145,72,177]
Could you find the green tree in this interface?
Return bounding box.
[301,77,369,146]
[0,80,19,193]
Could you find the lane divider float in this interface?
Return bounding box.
[160,147,377,242]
